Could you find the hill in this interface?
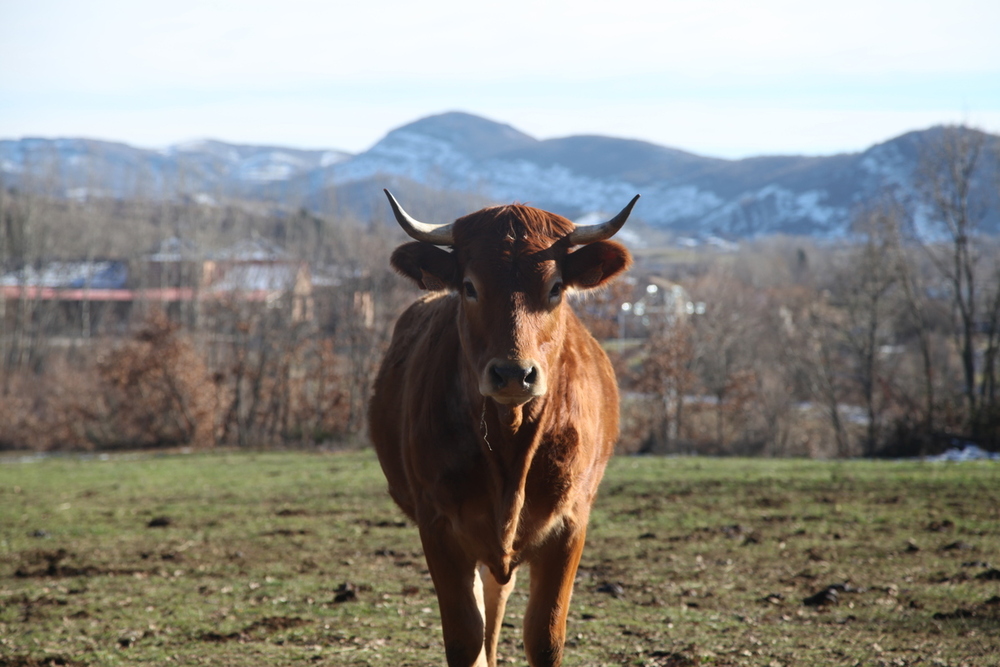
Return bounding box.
[3,113,998,239]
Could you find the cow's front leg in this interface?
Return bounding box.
[481,564,517,667]
[523,524,587,667]
[419,518,487,667]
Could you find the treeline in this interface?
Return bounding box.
[0,125,998,457]
[615,126,1000,457]
[0,183,411,451]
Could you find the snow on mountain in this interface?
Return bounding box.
[332,129,478,187]
[325,113,1000,238]
[327,113,860,237]
[2,114,998,240]
[0,137,351,200]
[694,185,845,238]
[238,152,309,182]
[320,150,348,168]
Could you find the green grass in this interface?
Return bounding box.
[1,451,999,666]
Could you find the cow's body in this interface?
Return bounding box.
[369,192,636,667]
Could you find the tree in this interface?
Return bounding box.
[980,260,1000,446]
[670,270,782,453]
[801,296,853,458]
[842,202,903,455]
[916,126,989,420]
[631,322,696,452]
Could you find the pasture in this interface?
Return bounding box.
[1,450,998,666]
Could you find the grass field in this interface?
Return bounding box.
[1,449,998,667]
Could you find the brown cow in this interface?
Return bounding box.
[369,189,638,667]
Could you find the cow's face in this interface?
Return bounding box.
[388,195,635,406]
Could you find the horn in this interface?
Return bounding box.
[384,189,455,245]
[568,194,640,245]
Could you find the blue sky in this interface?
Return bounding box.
[1,0,998,158]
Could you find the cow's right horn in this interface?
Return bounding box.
[568,194,640,245]
[384,189,455,245]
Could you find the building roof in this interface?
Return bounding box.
[0,261,128,289]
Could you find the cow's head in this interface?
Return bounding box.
[386,190,637,406]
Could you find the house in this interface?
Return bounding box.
[619,276,703,335]
[0,237,316,338]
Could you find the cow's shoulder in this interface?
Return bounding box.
[396,290,456,336]
[382,291,457,364]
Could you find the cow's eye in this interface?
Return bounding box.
[549,281,563,301]
[463,280,478,300]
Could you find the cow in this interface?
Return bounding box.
[369,189,638,667]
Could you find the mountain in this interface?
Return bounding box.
[2,113,998,239]
[0,137,350,203]
[329,113,999,238]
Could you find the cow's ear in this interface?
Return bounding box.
[563,240,632,290]
[390,242,459,291]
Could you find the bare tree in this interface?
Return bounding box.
[980,140,1000,445]
[916,126,989,420]
[981,261,1000,420]
[843,203,902,455]
[631,322,696,452]
[688,271,768,452]
[892,239,938,439]
[803,297,853,458]
[0,187,60,379]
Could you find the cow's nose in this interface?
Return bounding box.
[487,360,538,391]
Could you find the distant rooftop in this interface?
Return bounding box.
[147,236,292,263]
[0,261,128,290]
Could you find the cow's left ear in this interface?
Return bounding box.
[563,240,633,290]
[390,242,459,291]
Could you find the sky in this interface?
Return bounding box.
[1,0,998,159]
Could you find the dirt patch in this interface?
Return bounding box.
[802,583,863,607]
[247,616,309,633]
[933,596,1000,621]
[645,650,699,667]
[275,508,308,517]
[0,656,87,667]
[354,518,408,528]
[13,549,146,578]
[198,616,310,643]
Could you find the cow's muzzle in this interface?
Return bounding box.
[481,358,546,404]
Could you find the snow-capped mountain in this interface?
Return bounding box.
[326,113,999,238]
[0,137,349,202]
[2,113,997,239]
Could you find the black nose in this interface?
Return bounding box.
[488,361,538,390]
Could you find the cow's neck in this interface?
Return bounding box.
[480,399,544,460]
[495,402,525,433]
[479,396,548,565]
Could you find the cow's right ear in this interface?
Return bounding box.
[390,242,459,291]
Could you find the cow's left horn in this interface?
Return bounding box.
[568,194,640,245]
[384,189,455,245]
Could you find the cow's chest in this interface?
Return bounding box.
[414,436,577,560]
